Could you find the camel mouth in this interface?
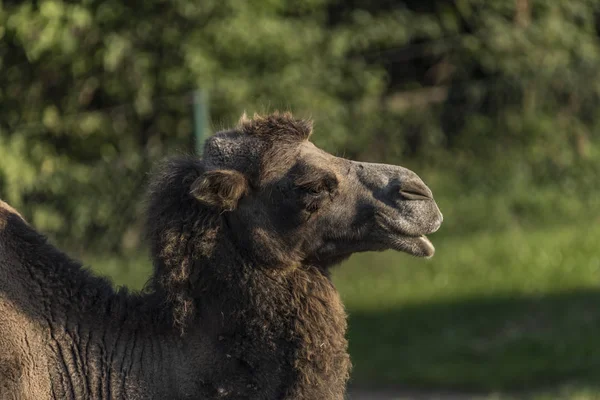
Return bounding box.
[390,234,435,258]
[376,213,438,258]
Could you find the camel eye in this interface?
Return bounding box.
[306,186,322,195]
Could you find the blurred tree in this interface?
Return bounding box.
[437,0,600,187]
[330,0,600,183]
[0,0,599,252]
[0,0,386,252]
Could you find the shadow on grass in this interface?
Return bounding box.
[347,288,600,393]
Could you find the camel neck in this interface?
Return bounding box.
[180,252,352,399]
[147,201,352,398]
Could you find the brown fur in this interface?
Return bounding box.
[238,112,313,141]
[0,112,442,399]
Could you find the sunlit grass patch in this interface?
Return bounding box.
[335,223,600,390]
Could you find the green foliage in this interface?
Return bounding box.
[0,0,387,251]
[1,0,600,253]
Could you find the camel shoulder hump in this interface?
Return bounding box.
[0,200,26,232]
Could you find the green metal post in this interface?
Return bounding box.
[193,89,210,155]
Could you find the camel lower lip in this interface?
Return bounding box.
[391,234,435,258]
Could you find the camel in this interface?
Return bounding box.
[0,112,442,399]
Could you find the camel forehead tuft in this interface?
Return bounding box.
[203,112,312,173]
[237,111,313,141]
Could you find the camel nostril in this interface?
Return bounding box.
[398,180,433,200]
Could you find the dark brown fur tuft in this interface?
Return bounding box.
[237,111,313,141]
[145,157,220,330]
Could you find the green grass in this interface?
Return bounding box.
[85,222,600,396]
[336,223,600,392]
[517,386,600,400]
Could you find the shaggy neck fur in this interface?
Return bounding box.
[147,158,351,399]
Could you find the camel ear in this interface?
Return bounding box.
[190,169,248,211]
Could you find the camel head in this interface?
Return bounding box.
[197,112,443,269]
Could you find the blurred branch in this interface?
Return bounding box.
[359,34,469,63]
[515,0,531,28]
[386,86,449,111]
